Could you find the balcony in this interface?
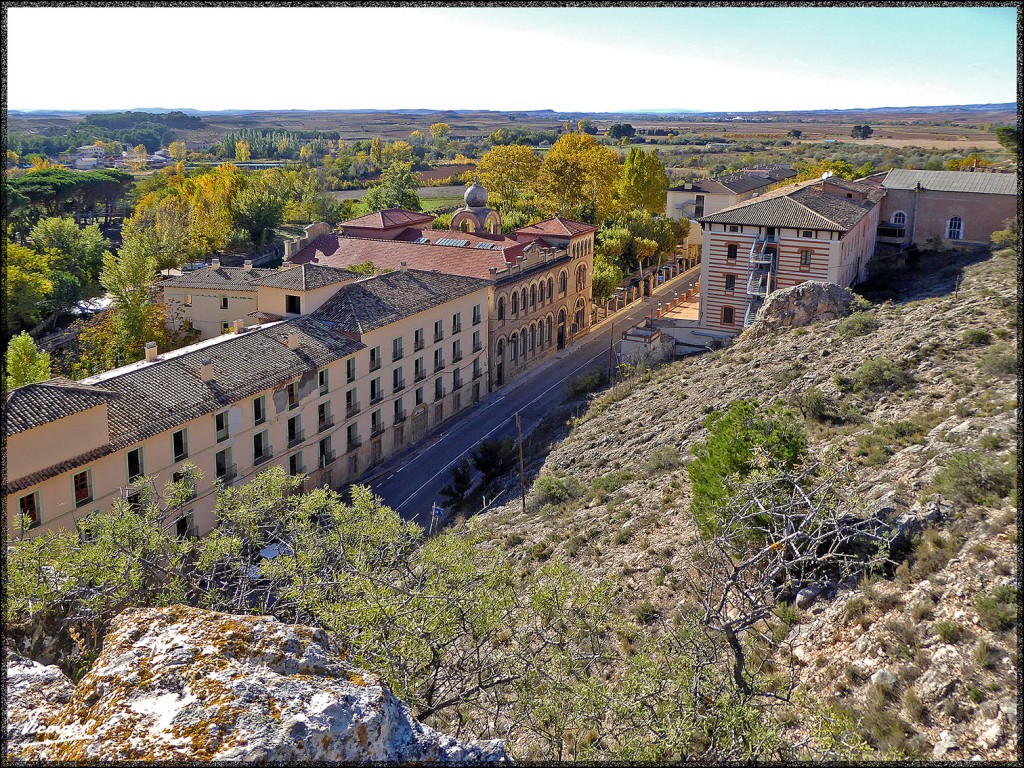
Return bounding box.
[371,423,385,438]
[287,430,305,448]
[414,339,425,352]
[289,464,306,477]
[414,370,426,382]
[346,402,361,418]
[346,437,362,453]
[472,342,482,353]
[216,464,237,482]
[318,417,334,432]
[254,450,274,466]
[434,361,446,373]
[472,316,481,326]
[473,369,483,380]
[434,388,446,402]
[319,451,336,468]
[452,380,463,391]
[393,381,406,393]
[746,270,773,297]
[370,392,383,405]
[452,324,462,335]
[452,352,463,363]
[393,409,407,425]
[369,360,382,372]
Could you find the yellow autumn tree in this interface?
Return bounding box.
[168,140,188,161]
[534,133,621,221]
[476,144,541,213]
[235,139,251,162]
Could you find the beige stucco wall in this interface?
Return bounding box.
[164,287,259,339]
[880,188,1016,247]
[666,189,739,222]
[256,283,352,317]
[6,407,110,482]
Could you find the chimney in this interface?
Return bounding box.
[199,359,214,382]
[233,319,245,333]
[400,261,408,272]
[243,259,253,271]
[287,332,301,350]
[144,341,158,362]
[211,257,221,269]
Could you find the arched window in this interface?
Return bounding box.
[530,284,536,308]
[559,270,568,295]
[891,211,907,226]
[497,296,505,321]
[946,216,963,240]
[530,324,537,352]
[575,264,587,291]
[520,331,527,358]
[546,316,553,344]
[460,219,471,233]
[511,292,519,315]
[547,276,554,300]
[509,333,518,361]
[497,338,504,358]
[726,244,738,259]
[521,288,528,312]
[574,297,586,330]
[539,280,545,304]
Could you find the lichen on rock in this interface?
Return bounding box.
[6,605,506,763]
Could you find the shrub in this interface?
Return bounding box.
[795,387,832,422]
[564,368,606,399]
[932,450,1016,506]
[643,445,681,474]
[934,620,963,644]
[687,400,807,537]
[533,474,585,505]
[613,528,633,545]
[591,471,633,496]
[837,312,880,339]
[974,585,1017,631]
[979,346,1016,377]
[909,529,960,580]
[851,357,914,395]
[633,601,659,624]
[903,688,926,723]
[853,412,942,466]
[961,328,992,347]
[472,436,517,484]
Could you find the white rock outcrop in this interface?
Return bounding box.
[745,280,856,338]
[6,605,506,763]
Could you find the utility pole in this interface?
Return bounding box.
[608,321,615,383]
[516,411,526,515]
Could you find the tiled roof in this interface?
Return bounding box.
[513,217,598,237]
[6,444,114,495]
[339,208,435,229]
[698,180,878,232]
[4,378,119,437]
[311,269,491,334]
[713,172,778,195]
[882,169,1017,195]
[393,228,520,249]
[160,266,278,291]
[252,264,359,291]
[17,320,359,454]
[291,234,522,281]
[669,168,795,196]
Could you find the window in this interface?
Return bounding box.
[288,451,303,476]
[393,366,405,392]
[392,336,404,361]
[19,492,40,529]
[800,250,813,266]
[414,357,425,381]
[891,211,907,226]
[724,274,736,291]
[559,271,568,295]
[318,401,332,431]
[183,293,192,307]
[472,330,481,352]
[414,328,425,350]
[472,304,481,325]
[345,388,359,416]
[346,358,356,383]
[521,289,528,312]
[287,415,303,445]
[415,386,424,406]
[287,381,299,409]
[318,368,329,395]
[946,216,963,240]
[539,281,546,304]
[434,348,445,372]
[220,295,229,310]
[215,448,234,480]
[371,409,384,435]
[172,429,189,462]
[452,312,461,334]
[453,368,462,389]
[434,320,444,342]
[123,447,143,483]
[253,395,266,425]
[370,377,382,403]
[434,377,444,401]
[285,294,301,314]
[546,316,552,344]
[452,339,462,361]
[221,322,231,334]
[175,510,196,540]
[520,332,527,358]
[497,296,505,321]
[369,346,381,371]
[693,194,705,218]
[728,225,739,233]
[802,230,814,238]
[347,423,360,449]
[319,437,334,467]
[530,285,536,308]
[74,470,93,507]
[511,292,519,315]
[509,333,518,361]
[529,325,536,352]
[726,244,738,260]
[722,307,735,325]
[547,277,554,301]
[394,398,406,423]
[253,430,272,464]
[473,357,482,378]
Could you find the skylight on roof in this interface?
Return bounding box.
[436,238,470,247]
[474,242,498,249]
[414,237,430,244]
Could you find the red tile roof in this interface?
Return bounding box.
[339,208,434,230]
[514,217,598,237]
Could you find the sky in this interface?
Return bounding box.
[6,5,1019,113]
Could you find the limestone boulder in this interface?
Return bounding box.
[745,280,856,339]
[7,605,506,763]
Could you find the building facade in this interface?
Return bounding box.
[7,270,490,541]
[697,176,882,334]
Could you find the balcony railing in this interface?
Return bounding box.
[370,392,383,405]
[346,402,361,418]
[254,450,274,466]
[473,369,483,380]
[434,331,444,343]
[452,352,463,363]
[369,358,382,372]
[393,409,407,425]
[414,370,426,382]
[414,339,425,351]
[452,323,462,335]
[393,381,406,393]
[392,350,404,362]
[318,417,334,432]
[472,316,481,326]
[289,464,306,476]
[434,361,446,373]
[472,342,482,353]
[434,388,446,402]
[452,380,463,391]
[346,437,362,453]
[287,430,305,448]
[319,451,336,467]
[216,464,237,482]
[371,423,385,438]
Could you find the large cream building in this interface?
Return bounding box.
[6,268,490,540]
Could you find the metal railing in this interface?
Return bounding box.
[346,437,361,453]
[254,450,274,465]
[217,464,237,482]
[346,402,361,418]
[393,410,407,425]
[318,417,334,432]
[319,451,336,467]
[287,430,305,448]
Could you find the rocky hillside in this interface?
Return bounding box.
[6,605,506,763]
[466,245,1017,760]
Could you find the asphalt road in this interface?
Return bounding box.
[361,270,701,527]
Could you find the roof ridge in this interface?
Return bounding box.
[785,188,844,229]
